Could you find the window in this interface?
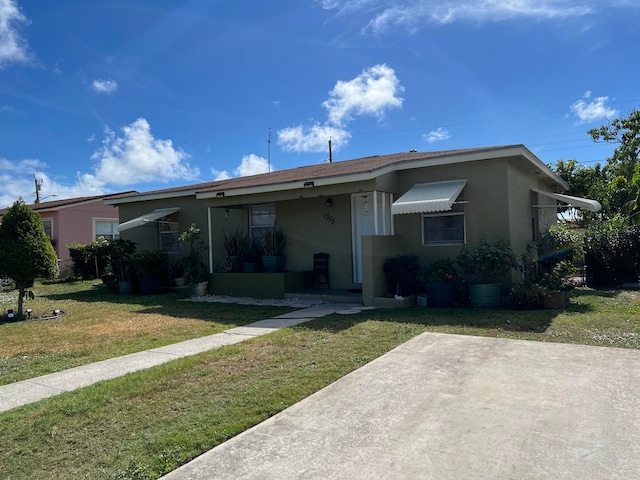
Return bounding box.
[95,220,119,240]
[41,218,53,239]
[251,203,276,242]
[160,221,180,254]
[422,194,465,245]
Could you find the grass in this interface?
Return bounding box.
[0,280,295,385]
[1,283,640,478]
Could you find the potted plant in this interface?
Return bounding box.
[240,236,262,273]
[511,282,546,309]
[169,257,187,287]
[538,263,575,308]
[133,249,168,294]
[223,228,247,272]
[424,258,457,307]
[108,239,137,294]
[179,224,209,296]
[261,227,287,272]
[456,238,517,307]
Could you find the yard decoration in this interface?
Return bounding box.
[456,238,517,307]
[261,227,287,272]
[0,199,59,319]
[179,224,209,296]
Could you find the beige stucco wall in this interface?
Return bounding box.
[114,154,564,295]
[118,196,211,269]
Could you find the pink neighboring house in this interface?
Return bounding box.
[0,193,135,276]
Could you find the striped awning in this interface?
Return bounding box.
[118,207,180,232]
[392,180,466,215]
[530,187,602,213]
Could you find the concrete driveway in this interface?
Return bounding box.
[162,333,640,479]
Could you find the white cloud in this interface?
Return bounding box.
[424,127,451,143]
[277,64,401,154]
[278,123,351,153]
[90,118,198,185]
[91,78,118,95]
[0,159,105,208]
[323,64,404,126]
[569,91,619,124]
[212,154,273,181]
[0,0,31,68]
[319,1,593,34]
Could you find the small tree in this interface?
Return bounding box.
[0,199,59,318]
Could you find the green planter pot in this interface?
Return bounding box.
[118,280,134,294]
[469,283,500,308]
[425,282,455,307]
[261,255,286,273]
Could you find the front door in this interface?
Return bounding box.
[351,192,393,283]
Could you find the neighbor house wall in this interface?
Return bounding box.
[39,201,119,276]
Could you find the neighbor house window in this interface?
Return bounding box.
[41,218,53,240]
[159,221,180,254]
[422,194,465,245]
[94,219,119,241]
[250,203,276,242]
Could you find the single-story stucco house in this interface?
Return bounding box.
[105,145,601,305]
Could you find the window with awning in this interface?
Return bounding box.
[392,180,467,215]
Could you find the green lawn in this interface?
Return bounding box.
[0,283,639,479]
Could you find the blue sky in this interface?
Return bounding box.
[1,0,639,208]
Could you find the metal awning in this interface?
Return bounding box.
[530,187,602,213]
[117,207,180,232]
[392,180,467,215]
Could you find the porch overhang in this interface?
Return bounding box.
[530,187,602,213]
[117,207,180,232]
[392,179,467,215]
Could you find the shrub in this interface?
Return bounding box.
[584,220,640,287]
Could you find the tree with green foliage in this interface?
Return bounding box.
[589,108,640,220]
[0,199,59,318]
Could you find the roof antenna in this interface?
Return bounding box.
[267,128,271,173]
[328,137,333,163]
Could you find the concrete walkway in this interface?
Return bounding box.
[162,333,640,480]
[0,303,360,413]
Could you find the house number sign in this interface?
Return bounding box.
[323,212,336,225]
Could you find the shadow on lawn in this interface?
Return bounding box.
[303,297,595,335]
[36,285,296,326]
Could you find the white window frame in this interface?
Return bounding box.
[93,218,119,241]
[41,217,54,240]
[250,203,276,242]
[159,220,180,254]
[422,195,466,246]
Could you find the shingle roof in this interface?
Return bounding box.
[198,146,516,194]
[0,191,137,215]
[110,145,524,203]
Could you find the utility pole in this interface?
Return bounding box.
[33,174,42,204]
[328,137,332,163]
[267,128,271,173]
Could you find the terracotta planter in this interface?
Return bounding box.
[543,291,569,309]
